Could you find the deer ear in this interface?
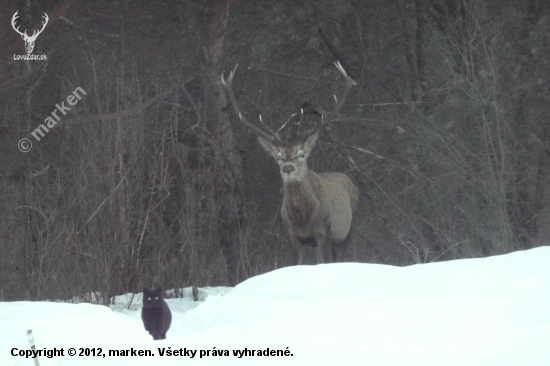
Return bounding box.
[257,137,279,158]
[303,133,318,154]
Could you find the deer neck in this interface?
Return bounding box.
[282,172,318,227]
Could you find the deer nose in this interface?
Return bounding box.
[282,164,295,174]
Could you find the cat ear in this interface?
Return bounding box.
[156,286,162,293]
[143,287,148,293]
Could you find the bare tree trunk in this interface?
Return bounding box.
[198,0,248,285]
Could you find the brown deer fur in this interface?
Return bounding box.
[258,133,359,265]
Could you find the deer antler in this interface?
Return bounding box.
[11,11,27,37]
[11,11,49,39]
[32,13,49,39]
[318,61,356,130]
[221,65,282,142]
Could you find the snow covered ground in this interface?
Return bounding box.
[1,247,549,366]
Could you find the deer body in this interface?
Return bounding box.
[221,61,358,266]
[259,134,359,264]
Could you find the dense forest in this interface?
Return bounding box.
[1,0,549,302]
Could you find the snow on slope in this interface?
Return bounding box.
[1,247,549,366]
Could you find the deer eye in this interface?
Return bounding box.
[299,152,305,158]
[276,155,282,161]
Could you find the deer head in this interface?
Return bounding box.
[11,11,49,54]
[257,133,319,183]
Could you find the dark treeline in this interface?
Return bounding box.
[0,0,549,302]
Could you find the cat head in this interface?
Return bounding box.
[142,287,163,306]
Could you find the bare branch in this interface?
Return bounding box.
[529,132,550,157]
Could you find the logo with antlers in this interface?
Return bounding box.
[11,11,49,54]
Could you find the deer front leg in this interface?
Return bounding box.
[315,230,333,263]
[289,235,304,265]
[332,226,352,262]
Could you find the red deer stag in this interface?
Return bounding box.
[221,62,359,265]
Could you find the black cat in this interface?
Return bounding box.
[141,287,172,340]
